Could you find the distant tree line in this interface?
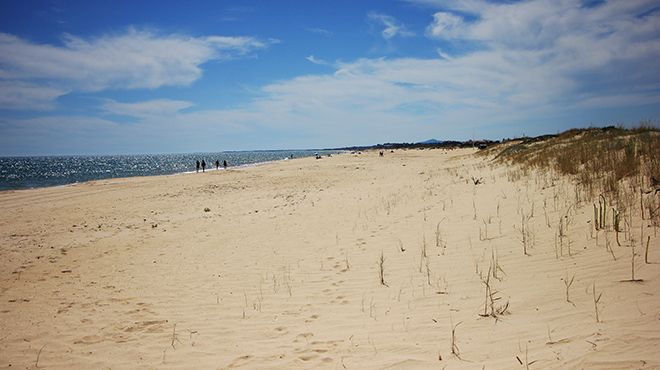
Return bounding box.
[331,139,501,151]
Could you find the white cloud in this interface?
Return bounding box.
[167,0,660,142]
[0,29,273,110]
[426,12,467,39]
[3,1,660,154]
[368,12,415,40]
[421,0,660,104]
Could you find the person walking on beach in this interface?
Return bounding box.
[215,160,219,170]
[201,160,206,172]
[196,160,200,173]
[223,160,228,169]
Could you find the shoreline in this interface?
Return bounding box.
[0,150,344,193]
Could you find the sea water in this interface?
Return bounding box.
[0,150,340,191]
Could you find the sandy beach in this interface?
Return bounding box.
[1,148,659,369]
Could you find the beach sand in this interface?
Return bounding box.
[1,148,659,369]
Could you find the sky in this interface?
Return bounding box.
[0,0,659,155]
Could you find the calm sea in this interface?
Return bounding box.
[0,150,340,191]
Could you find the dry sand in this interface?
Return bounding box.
[1,148,659,369]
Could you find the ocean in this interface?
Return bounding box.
[0,150,340,191]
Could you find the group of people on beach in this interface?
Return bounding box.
[196,159,227,173]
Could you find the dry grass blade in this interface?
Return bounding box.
[379,251,388,287]
[593,282,603,323]
[564,272,575,306]
[35,344,46,368]
[451,319,463,360]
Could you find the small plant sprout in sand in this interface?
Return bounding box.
[450,316,463,360]
[558,212,573,257]
[419,248,425,273]
[170,323,181,349]
[479,266,494,317]
[425,257,432,286]
[379,251,388,287]
[623,236,644,283]
[593,195,607,230]
[491,247,506,281]
[422,234,428,258]
[543,198,551,228]
[435,276,449,295]
[564,272,575,306]
[479,265,509,319]
[613,207,622,246]
[518,212,534,256]
[35,344,46,368]
[479,218,490,241]
[435,219,447,254]
[524,343,538,370]
[592,282,603,323]
[605,232,616,261]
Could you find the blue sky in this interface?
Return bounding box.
[0,0,659,155]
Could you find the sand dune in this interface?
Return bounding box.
[1,148,659,369]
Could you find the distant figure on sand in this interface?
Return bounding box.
[223,160,228,169]
[215,160,219,170]
[196,160,200,173]
[201,160,206,172]
[379,150,384,157]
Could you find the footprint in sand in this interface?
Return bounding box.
[74,335,105,345]
[274,326,288,335]
[293,332,314,343]
[121,320,168,334]
[227,355,253,368]
[298,353,319,362]
[331,280,345,287]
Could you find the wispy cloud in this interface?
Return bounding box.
[368,12,415,40]
[0,81,69,110]
[103,99,195,118]
[0,28,274,110]
[220,6,254,22]
[435,49,453,60]
[306,27,333,37]
[305,55,332,66]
